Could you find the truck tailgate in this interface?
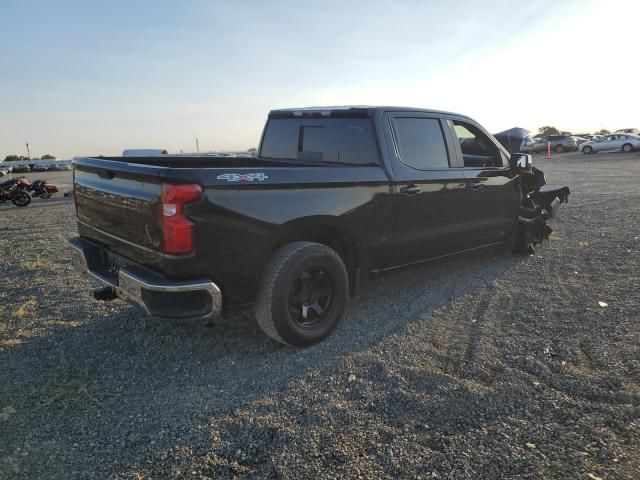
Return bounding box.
[74,160,164,257]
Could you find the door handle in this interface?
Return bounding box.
[400,185,421,195]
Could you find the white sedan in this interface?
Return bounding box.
[581,134,640,154]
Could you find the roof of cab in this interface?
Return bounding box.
[268,105,469,119]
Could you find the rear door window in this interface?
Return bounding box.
[260,118,379,165]
[391,117,450,170]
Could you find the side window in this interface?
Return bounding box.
[391,117,450,170]
[451,121,502,168]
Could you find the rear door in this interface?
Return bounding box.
[606,134,624,151]
[446,118,520,246]
[381,112,471,267]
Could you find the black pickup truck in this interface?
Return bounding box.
[69,106,569,346]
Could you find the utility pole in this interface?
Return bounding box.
[195,136,200,153]
[26,142,30,159]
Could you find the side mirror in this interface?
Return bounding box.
[511,153,533,169]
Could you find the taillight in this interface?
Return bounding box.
[161,183,202,254]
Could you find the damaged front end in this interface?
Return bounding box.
[511,154,570,253]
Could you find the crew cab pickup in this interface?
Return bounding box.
[69,106,570,346]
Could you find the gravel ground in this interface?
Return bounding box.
[1,152,639,479]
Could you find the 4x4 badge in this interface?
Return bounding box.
[216,173,269,182]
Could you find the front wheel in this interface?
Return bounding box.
[622,143,633,153]
[582,145,593,154]
[11,190,31,207]
[255,241,348,347]
[554,144,565,153]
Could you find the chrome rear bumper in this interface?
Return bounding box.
[68,237,222,321]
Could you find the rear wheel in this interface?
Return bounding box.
[622,143,633,153]
[11,190,31,207]
[255,241,348,347]
[554,144,565,153]
[582,145,593,154]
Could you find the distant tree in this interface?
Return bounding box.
[560,131,572,136]
[538,126,560,136]
[4,155,28,162]
[596,129,610,135]
[247,148,257,153]
[41,154,56,159]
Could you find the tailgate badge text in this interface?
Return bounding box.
[216,173,268,182]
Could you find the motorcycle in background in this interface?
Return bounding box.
[15,177,60,199]
[30,179,59,199]
[0,178,32,207]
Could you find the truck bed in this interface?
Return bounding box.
[91,155,350,169]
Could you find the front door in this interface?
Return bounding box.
[447,119,520,246]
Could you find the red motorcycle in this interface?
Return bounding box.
[15,177,59,199]
[30,179,59,199]
[0,178,32,207]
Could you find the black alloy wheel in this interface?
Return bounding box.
[288,268,334,328]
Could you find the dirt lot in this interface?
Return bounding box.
[1,152,639,479]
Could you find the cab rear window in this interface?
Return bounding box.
[260,118,379,165]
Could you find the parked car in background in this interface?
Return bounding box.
[573,136,588,147]
[585,134,604,141]
[520,136,536,153]
[581,134,640,154]
[11,164,31,173]
[493,128,535,153]
[32,164,49,172]
[0,165,13,175]
[532,135,578,153]
[48,163,68,171]
[614,128,639,135]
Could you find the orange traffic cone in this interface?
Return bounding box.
[546,141,551,160]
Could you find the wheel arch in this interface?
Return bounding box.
[267,216,362,297]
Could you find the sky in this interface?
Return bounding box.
[1,0,639,159]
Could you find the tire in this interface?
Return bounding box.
[582,145,593,154]
[622,143,633,153]
[512,220,539,255]
[11,190,31,207]
[255,241,348,347]
[554,144,565,153]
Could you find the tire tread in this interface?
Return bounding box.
[255,241,346,346]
